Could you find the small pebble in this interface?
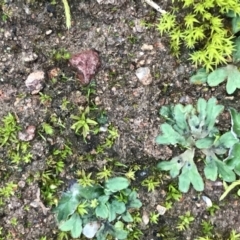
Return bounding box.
[45,29,52,35]
[25,70,45,94]
[141,44,154,51]
[202,195,212,207]
[23,52,38,63]
[156,205,166,215]
[142,211,149,225]
[135,67,152,85]
[82,222,100,238]
[18,125,36,141]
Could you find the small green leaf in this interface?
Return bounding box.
[95,203,109,219]
[95,224,109,240]
[127,191,142,208]
[233,37,240,63]
[195,137,214,149]
[229,108,240,137]
[207,67,228,86]
[158,156,184,178]
[216,132,238,149]
[98,195,110,204]
[104,177,129,192]
[178,172,191,193]
[79,185,103,200]
[216,159,236,182]
[204,155,218,181]
[232,16,240,34]
[205,97,224,132]
[114,221,128,239]
[173,104,191,133]
[111,200,126,214]
[106,202,117,222]
[59,213,82,238]
[179,160,204,192]
[220,180,240,201]
[208,65,240,94]
[156,123,187,145]
[54,184,81,222]
[203,150,236,182]
[86,118,98,125]
[226,142,240,175]
[121,211,133,222]
[190,68,208,84]
[113,229,128,239]
[62,0,71,29]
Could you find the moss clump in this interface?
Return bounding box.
[157,0,240,71]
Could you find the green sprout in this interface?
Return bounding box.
[141,177,160,192]
[177,211,194,231]
[71,106,98,139]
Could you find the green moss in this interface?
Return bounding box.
[156,0,240,71]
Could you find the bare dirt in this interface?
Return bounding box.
[1,0,240,240]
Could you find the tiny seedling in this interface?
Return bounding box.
[157,98,239,192]
[206,203,219,216]
[54,177,142,239]
[39,93,52,104]
[10,217,18,226]
[52,48,71,61]
[77,170,95,187]
[71,106,98,139]
[0,113,21,147]
[201,220,213,236]
[141,177,160,192]
[149,211,160,224]
[229,230,240,240]
[166,184,182,201]
[41,122,54,136]
[177,211,194,231]
[61,97,71,111]
[97,166,112,180]
[0,182,17,198]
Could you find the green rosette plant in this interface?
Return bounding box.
[54,177,142,239]
[220,108,240,200]
[156,98,239,193]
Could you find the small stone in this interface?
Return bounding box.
[18,125,36,141]
[156,205,166,215]
[69,49,101,85]
[25,70,45,94]
[82,221,100,238]
[46,29,52,35]
[141,44,154,51]
[47,67,60,78]
[202,196,212,207]
[99,126,108,132]
[18,180,26,188]
[94,96,101,106]
[23,52,38,63]
[4,31,11,39]
[30,201,39,208]
[133,19,145,33]
[142,211,149,225]
[135,67,152,85]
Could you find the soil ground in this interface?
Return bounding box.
[1,0,240,240]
